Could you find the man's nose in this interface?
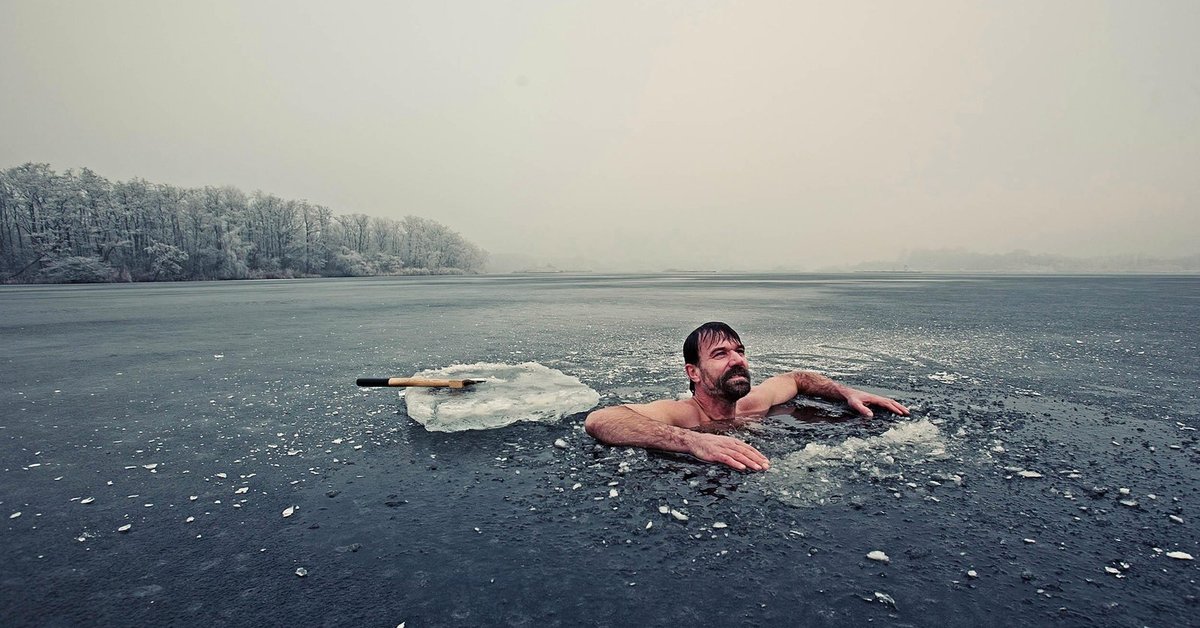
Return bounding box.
[730,351,748,366]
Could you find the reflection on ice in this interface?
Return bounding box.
[760,419,952,507]
[404,362,600,432]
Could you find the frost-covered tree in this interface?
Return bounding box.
[144,242,188,280]
[38,256,113,283]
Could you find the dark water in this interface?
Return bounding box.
[2,274,1198,627]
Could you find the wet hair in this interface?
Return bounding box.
[683,321,742,392]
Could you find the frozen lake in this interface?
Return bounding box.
[2,274,1198,626]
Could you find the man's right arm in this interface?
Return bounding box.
[584,402,770,471]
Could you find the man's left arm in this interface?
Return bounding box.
[738,371,910,417]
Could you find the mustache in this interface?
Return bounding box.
[722,366,750,380]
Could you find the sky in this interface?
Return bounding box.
[2,1,1197,271]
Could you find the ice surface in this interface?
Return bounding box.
[403,362,600,432]
[760,419,950,507]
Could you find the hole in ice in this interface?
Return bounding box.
[758,418,952,507]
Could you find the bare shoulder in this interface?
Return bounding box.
[736,373,796,416]
[624,399,703,429]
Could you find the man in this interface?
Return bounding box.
[584,322,910,471]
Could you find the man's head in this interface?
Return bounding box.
[683,322,751,400]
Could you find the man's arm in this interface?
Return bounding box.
[738,371,910,417]
[584,401,770,471]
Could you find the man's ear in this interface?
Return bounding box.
[685,364,700,385]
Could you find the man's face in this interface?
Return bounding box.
[690,334,752,401]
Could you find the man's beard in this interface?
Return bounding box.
[716,366,752,400]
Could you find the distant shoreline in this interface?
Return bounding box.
[9,267,1200,284]
[1,164,488,285]
[2,267,477,286]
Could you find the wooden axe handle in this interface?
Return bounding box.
[356,377,480,389]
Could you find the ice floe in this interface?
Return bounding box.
[402,362,599,432]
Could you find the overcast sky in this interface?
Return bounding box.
[2,1,1197,271]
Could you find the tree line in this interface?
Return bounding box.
[0,163,488,283]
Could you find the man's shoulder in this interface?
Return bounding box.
[737,377,795,416]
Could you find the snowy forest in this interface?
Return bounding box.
[0,164,488,283]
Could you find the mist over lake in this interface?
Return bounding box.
[2,274,1197,626]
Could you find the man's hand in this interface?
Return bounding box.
[843,388,910,418]
[687,432,770,471]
